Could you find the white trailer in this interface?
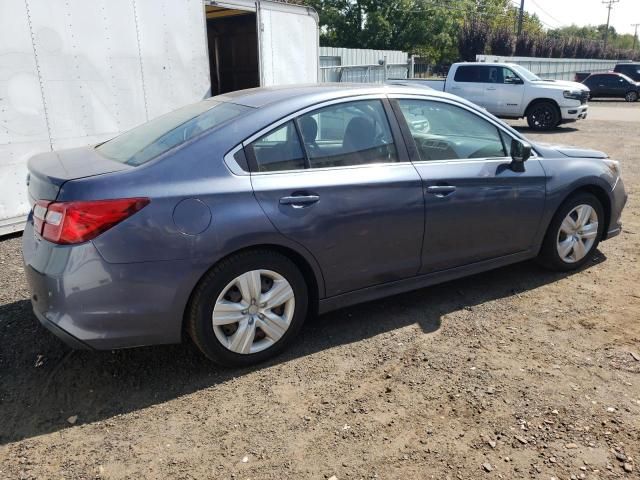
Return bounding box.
[0,0,319,235]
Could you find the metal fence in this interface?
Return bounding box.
[476,55,624,80]
[319,63,409,83]
[319,47,410,83]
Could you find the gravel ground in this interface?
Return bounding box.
[1,102,639,479]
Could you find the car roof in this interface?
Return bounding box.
[214,83,465,109]
[208,82,527,146]
[453,62,517,67]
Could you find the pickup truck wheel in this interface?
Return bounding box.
[526,101,560,131]
[625,91,638,102]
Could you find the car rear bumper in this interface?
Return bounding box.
[560,104,588,121]
[22,218,204,350]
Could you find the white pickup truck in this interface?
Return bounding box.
[390,62,590,131]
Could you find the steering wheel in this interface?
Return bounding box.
[412,118,430,134]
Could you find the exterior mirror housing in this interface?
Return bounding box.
[511,139,531,170]
[505,77,524,85]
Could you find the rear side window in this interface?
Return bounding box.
[96,100,250,166]
[396,99,506,161]
[247,99,399,172]
[454,65,484,82]
[247,121,306,172]
[298,100,398,168]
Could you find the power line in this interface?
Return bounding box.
[527,0,564,27]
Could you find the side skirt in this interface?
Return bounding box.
[318,250,536,314]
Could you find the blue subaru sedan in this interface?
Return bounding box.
[23,84,627,366]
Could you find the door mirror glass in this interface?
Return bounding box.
[511,139,532,163]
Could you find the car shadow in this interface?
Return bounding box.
[0,252,606,444]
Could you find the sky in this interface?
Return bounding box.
[519,0,639,36]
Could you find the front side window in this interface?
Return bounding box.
[297,99,398,168]
[396,99,506,161]
[502,68,521,84]
[96,100,250,166]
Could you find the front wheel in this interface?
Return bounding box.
[538,193,604,271]
[625,91,639,102]
[526,101,560,131]
[187,250,308,367]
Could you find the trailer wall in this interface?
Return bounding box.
[0,0,210,234]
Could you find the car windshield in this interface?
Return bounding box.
[96,100,251,166]
[510,64,541,81]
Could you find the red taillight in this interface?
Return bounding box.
[33,198,150,244]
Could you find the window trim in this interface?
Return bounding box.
[387,93,537,164]
[240,94,410,175]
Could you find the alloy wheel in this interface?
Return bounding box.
[556,204,599,264]
[530,105,556,129]
[625,91,638,102]
[212,269,295,354]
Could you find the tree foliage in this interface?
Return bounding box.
[297,0,638,62]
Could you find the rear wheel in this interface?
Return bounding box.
[187,250,308,367]
[625,91,639,102]
[526,101,560,131]
[538,193,604,271]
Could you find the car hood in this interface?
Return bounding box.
[533,79,590,91]
[534,142,608,159]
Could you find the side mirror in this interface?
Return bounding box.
[511,139,531,171]
[505,77,524,85]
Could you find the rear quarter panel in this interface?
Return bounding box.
[55,128,327,298]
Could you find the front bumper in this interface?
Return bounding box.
[604,176,627,240]
[22,218,203,350]
[560,104,588,121]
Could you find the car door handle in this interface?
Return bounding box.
[486,87,497,91]
[426,185,456,196]
[279,195,320,206]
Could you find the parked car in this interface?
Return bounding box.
[582,72,640,102]
[391,63,590,131]
[613,63,640,82]
[22,84,627,366]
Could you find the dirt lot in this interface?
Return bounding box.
[1,102,639,480]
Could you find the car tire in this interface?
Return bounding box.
[526,101,560,131]
[537,192,604,272]
[624,91,639,102]
[187,249,308,367]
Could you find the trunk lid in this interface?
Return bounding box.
[27,147,131,204]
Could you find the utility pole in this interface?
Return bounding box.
[517,0,525,37]
[602,0,620,49]
[632,23,640,51]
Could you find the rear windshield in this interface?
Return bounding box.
[96,100,251,166]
